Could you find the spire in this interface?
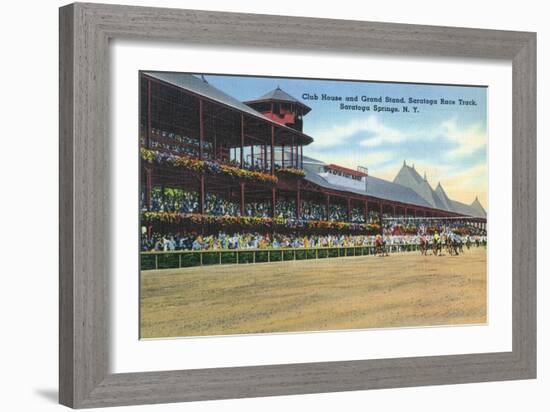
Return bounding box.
[412,163,415,170]
[403,160,406,167]
[423,171,427,181]
[470,196,486,217]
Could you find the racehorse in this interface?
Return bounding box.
[447,233,463,256]
[449,233,464,255]
[375,235,389,257]
[432,235,442,256]
[419,235,429,256]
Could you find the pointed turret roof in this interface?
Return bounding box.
[393,163,439,208]
[244,86,311,114]
[470,196,487,217]
[434,182,452,211]
[391,162,487,217]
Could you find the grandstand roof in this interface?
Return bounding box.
[303,161,433,208]
[142,72,314,144]
[303,158,486,218]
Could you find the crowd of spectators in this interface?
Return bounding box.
[148,188,198,213]
[143,187,274,218]
[142,231,375,252]
[143,128,214,158]
[275,199,296,219]
[329,204,347,221]
[142,188,487,241]
[141,230,487,252]
[243,201,271,218]
[351,207,365,223]
[205,193,240,216]
[300,200,325,221]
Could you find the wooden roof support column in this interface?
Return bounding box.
[240,182,245,216]
[290,137,294,168]
[296,180,301,220]
[144,166,152,210]
[300,145,303,169]
[347,197,351,222]
[326,194,330,220]
[379,202,384,235]
[199,98,204,160]
[240,114,245,168]
[146,79,152,149]
[272,188,277,218]
[270,124,275,175]
[199,174,205,214]
[364,200,369,223]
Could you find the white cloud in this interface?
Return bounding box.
[308,115,486,160]
[308,115,405,148]
[306,149,397,171]
[440,162,488,207]
[437,119,487,159]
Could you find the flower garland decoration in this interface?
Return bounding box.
[142,211,381,234]
[275,167,306,178]
[140,148,278,185]
[142,212,275,229]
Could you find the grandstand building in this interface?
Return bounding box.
[139,71,486,235]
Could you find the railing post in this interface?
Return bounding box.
[155,254,158,270]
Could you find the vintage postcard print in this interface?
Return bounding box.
[139,72,487,339]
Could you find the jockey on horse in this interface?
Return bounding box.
[432,230,442,256]
[419,233,429,255]
[375,234,388,257]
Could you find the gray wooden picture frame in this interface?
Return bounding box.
[59,2,536,408]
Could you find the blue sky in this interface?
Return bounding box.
[203,74,487,208]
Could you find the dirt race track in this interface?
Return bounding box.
[140,247,487,338]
